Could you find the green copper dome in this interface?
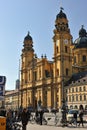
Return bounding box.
[74,26,87,49]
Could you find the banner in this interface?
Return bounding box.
[0,76,6,101]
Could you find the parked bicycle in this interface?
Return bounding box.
[29,112,47,125]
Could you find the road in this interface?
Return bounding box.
[27,122,87,130]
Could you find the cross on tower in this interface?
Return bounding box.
[81,25,84,28]
[60,7,64,11]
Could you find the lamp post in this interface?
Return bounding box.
[61,37,67,126]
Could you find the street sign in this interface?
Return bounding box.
[0,76,6,101]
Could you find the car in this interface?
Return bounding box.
[41,107,49,112]
[27,106,35,112]
[67,109,87,123]
[51,108,59,113]
[67,109,79,122]
[83,110,87,122]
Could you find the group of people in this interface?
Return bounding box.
[70,105,84,127]
[6,107,44,130]
[1,104,86,130]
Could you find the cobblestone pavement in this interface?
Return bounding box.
[27,122,87,130]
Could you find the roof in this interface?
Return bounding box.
[56,7,67,19]
[74,26,87,49]
[65,71,87,86]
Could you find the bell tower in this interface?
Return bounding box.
[53,8,73,107]
[21,32,34,107]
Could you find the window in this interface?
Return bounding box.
[66,96,68,101]
[66,89,67,93]
[80,95,82,101]
[34,71,37,81]
[76,87,78,92]
[69,95,71,102]
[45,70,50,77]
[72,95,74,101]
[39,69,41,79]
[84,95,86,101]
[82,55,86,62]
[57,69,59,76]
[66,68,68,76]
[74,56,76,64]
[57,46,59,53]
[79,86,82,91]
[69,88,70,93]
[72,88,74,92]
[65,46,68,53]
[29,72,30,81]
[76,95,78,101]
[83,86,86,91]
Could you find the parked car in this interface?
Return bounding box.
[51,108,59,113]
[67,109,87,123]
[27,106,35,112]
[67,109,79,122]
[41,107,49,112]
[83,110,87,122]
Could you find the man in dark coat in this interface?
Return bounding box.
[39,109,43,125]
[21,108,28,130]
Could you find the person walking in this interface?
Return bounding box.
[21,108,28,130]
[39,109,43,125]
[73,111,77,127]
[78,105,84,127]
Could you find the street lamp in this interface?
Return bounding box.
[60,37,67,126]
[61,99,67,126]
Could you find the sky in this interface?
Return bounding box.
[0,0,87,90]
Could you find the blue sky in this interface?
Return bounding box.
[0,0,87,90]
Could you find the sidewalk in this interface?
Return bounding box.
[27,122,87,130]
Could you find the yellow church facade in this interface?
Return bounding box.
[20,8,87,109]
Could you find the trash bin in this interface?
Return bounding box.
[0,116,6,130]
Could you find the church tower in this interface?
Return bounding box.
[53,8,73,107]
[21,32,34,107]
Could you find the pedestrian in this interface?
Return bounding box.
[73,111,77,127]
[39,109,43,125]
[21,108,28,130]
[78,105,84,127]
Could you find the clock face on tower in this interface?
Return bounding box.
[64,39,68,44]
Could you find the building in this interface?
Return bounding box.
[20,7,87,109]
[5,89,21,110]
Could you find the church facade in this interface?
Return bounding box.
[20,8,87,109]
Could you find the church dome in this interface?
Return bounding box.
[74,26,87,49]
[56,7,67,19]
[79,26,86,37]
[24,32,32,41]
